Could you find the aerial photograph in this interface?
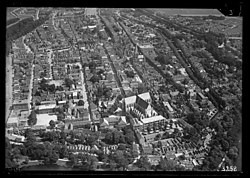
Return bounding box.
[5,7,242,173]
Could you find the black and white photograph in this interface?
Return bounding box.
[5,7,242,175]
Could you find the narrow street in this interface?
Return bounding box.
[103,44,126,97]
[79,64,89,110]
[23,35,35,112]
[5,54,13,123]
[67,19,93,123]
[46,48,53,80]
[36,9,40,20]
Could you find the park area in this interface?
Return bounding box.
[7,8,18,20]
[36,114,58,126]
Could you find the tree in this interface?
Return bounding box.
[5,137,11,149]
[104,131,113,144]
[54,107,64,115]
[24,130,37,148]
[193,123,202,134]
[105,90,112,99]
[118,144,127,151]
[86,135,97,146]
[147,126,151,134]
[78,100,85,106]
[97,69,105,75]
[125,70,135,78]
[179,155,185,161]
[154,134,161,141]
[138,83,147,94]
[162,131,170,139]
[49,120,56,129]
[113,150,129,171]
[173,128,181,138]
[27,110,37,126]
[117,94,123,101]
[157,140,163,148]
[135,156,151,171]
[5,137,19,168]
[43,131,59,142]
[182,78,189,85]
[209,119,223,133]
[221,139,230,151]
[48,84,56,93]
[79,153,98,170]
[68,153,78,167]
[112,131,125,144]
[158,157,176,171]
[57,113,65,122]
[89,61,97,72]
[90,74,101,83]
[65,77,74,88]
[228,146,238,161]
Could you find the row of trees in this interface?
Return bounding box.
[202,15,226,21]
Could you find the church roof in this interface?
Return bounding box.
[136,95,149,110]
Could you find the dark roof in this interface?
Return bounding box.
[90,102,97,110]
[135,96,148,110]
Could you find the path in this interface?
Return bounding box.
[6,54,13,123]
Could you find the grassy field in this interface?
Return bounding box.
[7,12,17,21]
[6,7,19,20]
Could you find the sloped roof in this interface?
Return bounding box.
[138,92,151,101]
[90,102,98,110]
[136,95,149,110]
[124,95,137,106]
[100,118,109,126]
[114,107,122,113]
[118,116,127,125]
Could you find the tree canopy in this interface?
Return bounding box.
[27,110,37,126]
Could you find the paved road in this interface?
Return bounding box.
[36,9,40,20]
[6,54,13,123]
[79,64,89,110]
[103,44,126,97]
[6,19,22,28]
[67,19,93,123]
